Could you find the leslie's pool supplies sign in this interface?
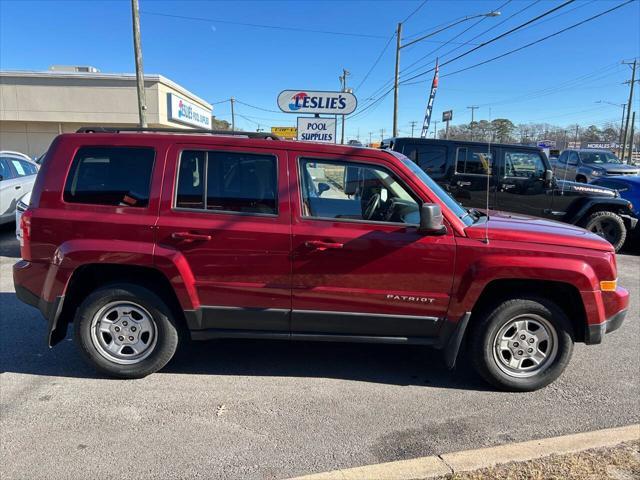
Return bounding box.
[278,90,357,115]
[297,117,337,143]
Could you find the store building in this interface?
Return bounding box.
[0,68,213,157]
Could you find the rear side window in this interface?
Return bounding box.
[13,159,37,176]
[0,158,16,180]
[403,145,448,179]
[64,146,155,207]
[455,147,493,176]
[176,150,277,215]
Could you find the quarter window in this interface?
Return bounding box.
[403,145,448,179]
[299,158,419,224]
[64,146,155,207]
[0,158,16,180]
[455,147,493,175]
[176,150,278,215]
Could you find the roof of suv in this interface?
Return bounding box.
[382,137,542,151]
[69,127,384,158]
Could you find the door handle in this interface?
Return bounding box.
[305,240,344,251]
[15,185,22,190]
[171,231,212,242]
[457,181,471,187]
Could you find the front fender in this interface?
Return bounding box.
[447,253,599,320]
[565,198,632,225]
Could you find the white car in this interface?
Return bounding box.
[0,151,38,229]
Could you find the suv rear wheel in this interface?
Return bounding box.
[470,297,574,391]
[581,210,626,252]
[73,283,179,378]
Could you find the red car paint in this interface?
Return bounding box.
[13,132,628,351]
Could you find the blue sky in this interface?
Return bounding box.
[1,0,639,141]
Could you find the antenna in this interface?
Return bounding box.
[484,107,492,244]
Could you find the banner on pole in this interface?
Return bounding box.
[420,59,439,138]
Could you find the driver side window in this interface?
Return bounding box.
[299,158,419,224]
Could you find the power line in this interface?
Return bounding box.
[439,1,635,79]
[402,0,429,24]
[140,10,387,39]
[400,0,578,85]
[234,99,284,114]
[355,32,395,91]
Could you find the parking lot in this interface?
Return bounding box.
[0,225,638,480]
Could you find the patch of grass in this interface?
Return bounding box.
[438,440,639,480]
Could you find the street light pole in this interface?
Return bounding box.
[391,10,500,137]
[621,60,637,163]
[131,0,147,127]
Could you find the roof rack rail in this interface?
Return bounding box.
[76,126,281,140]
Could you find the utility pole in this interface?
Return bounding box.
[467,106,478,140]
[619,103,627,152]
[380,128,385,142]
[131,0,147,127]
[433,120,438,139]
[368,132,373,146]
[391,11,500,138]
[410,120,417,137]
[392,22,403,137]
[621,60,636,163]
[339,68,351,144]
[230,97,236,132]
[628,111,636,161]
[574,125,580,147]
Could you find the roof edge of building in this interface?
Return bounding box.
[0,70,211,110]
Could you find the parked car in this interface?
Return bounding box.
[382,138,637,252]
[591,176,640,216]
[554,149,639,183]
[0,151,39,225]
[14,128,629,391]
[15,152,46,238]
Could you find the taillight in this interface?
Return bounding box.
[20,209,33,260]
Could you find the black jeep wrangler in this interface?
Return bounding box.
[382,138,637,252]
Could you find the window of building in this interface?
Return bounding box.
[176,150,277,215]
[64,146,155,207]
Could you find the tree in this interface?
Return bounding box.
[582,125,601,142]
[491,118,515,143]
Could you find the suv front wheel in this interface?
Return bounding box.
[74,283,180,378]
[581,210,626,252]
[470,297,574,391]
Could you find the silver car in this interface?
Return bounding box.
[554,149,640,183]
[0,151,38,225]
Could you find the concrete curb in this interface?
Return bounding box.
[287,424,640,480]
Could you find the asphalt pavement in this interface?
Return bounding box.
[0,224,638,480]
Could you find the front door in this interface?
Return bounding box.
[290,153,456,338]
[494,148,552,218]
[156,144,292,332]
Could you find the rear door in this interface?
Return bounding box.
[289,152,456,338]
[156,143,292,333]
[450,144,497,210]
[0,158,21,219]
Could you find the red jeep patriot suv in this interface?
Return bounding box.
[13,128,629,391]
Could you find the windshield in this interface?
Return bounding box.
[580,151,621,164]
[390,151,475,227]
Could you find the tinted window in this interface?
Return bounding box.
[580,151,621,164]
[503,150,545,178]
[299,158,419,224]
[176,150,277,215]
[558,152,567,164]
[64,146,155,207]
[16,160,37,176]
[403,145,448,179]
[0,158,16,180]
[568,152,579,165]
[456,147,493,175]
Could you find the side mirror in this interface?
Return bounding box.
[419,203,446,235]
[544,169,553,182]
[317,182,330,196]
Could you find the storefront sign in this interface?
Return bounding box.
[278,90,357,114]
[271,126,297,139]
[297,117,336,143]
[168,93,211,129]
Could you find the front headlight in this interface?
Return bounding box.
[591,169,604,176]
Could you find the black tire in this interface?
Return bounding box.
[581,210,627,253]
[469,297,574,392]
[73,283,180,378]
[575,176,587,183]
